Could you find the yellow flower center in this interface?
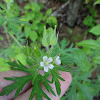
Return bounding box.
[44,61,49,66]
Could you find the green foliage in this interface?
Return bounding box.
[1,75,33,99]
[74,39,100,99]
[0,1,58,71]
[83,5,97,30]
[46,16,57,26]
[65,72,93,100]
[0,58,10,72]
[94,0,100,5]
[76,39,100,65]
[83,15,96,28]
[0,33,75,100]
[72,49,91,72]
[89,24,100,36]
[23,2,57,42]
[77,39,100,50]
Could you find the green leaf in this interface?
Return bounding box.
[78,73,91,82]
[7,61,35,74]
[51,70,65,95]
[61,53,74,66]
[76,40,100,50]
[73,50,91,72]
[65,81,76,100]
[46,8,52,16]
[32,70,38,84]
[0,58,10,72]
[8,61,27,69]
[0,3,6,10]
[29,31,38,41]
[29,75,51,100]
[76,92,84,100]
[77,82,93,100]
[0,75,33,98]
[55,78,61,95]
[83,15,95,27]
[25,26,32,38]
[0,15,6,26]
[54,65,74,72]
[94,0,100,5]
[89,24,100,36]
[46,16,57,26]
[15,54,27,65]
[60,39,69,50]
[32,43,41,57]
[14,77,32,99]
[22,45,33,57]
[93,55,100,64]
[26,58,34,67]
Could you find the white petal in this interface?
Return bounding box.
[43,56,48,61]
[48,57,53,63]
[57,60,61,65]
[56,56,60,60]
[44,66,49,72]
[54,59,61,65]
[48,64,54,69]
[40,62,44,67]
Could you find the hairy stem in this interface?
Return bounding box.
[9,33,23,48]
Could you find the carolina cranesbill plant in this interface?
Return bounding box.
[0,26,73,100]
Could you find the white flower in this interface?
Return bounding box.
[40,56,54,72]
[54,56,61,65]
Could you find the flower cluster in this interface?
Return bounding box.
[40,56,61,72]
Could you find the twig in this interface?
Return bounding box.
[51,1,69,16]
[55,14,67,17]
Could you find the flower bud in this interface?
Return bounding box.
[42,26,58,48]
[50,25,58,46]
[42,26,49,48]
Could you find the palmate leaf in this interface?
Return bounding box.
[65,81,77,100]
[0,61,59,100]
[77,82,93,100]
[61,53,74,66]
[72,49,91,72]
[8,60,35,75]
[51,70,65,95]
[8,17,30,25]
[76,40,100,50]
[6,17,31,34]
[54,65,74,72]
[0,75,33,99]
[50,39,76,57]
[29,74,56,100]
[65,72,92,100]
[39,74,56,96]
[30,71,65,100]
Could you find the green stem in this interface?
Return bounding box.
[3,23,23,48]
[9,33,23,48]
[6,30,11,45]
[3,22,11,45]
[48,46,54,55]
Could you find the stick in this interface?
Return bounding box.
[51,1,69,16]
